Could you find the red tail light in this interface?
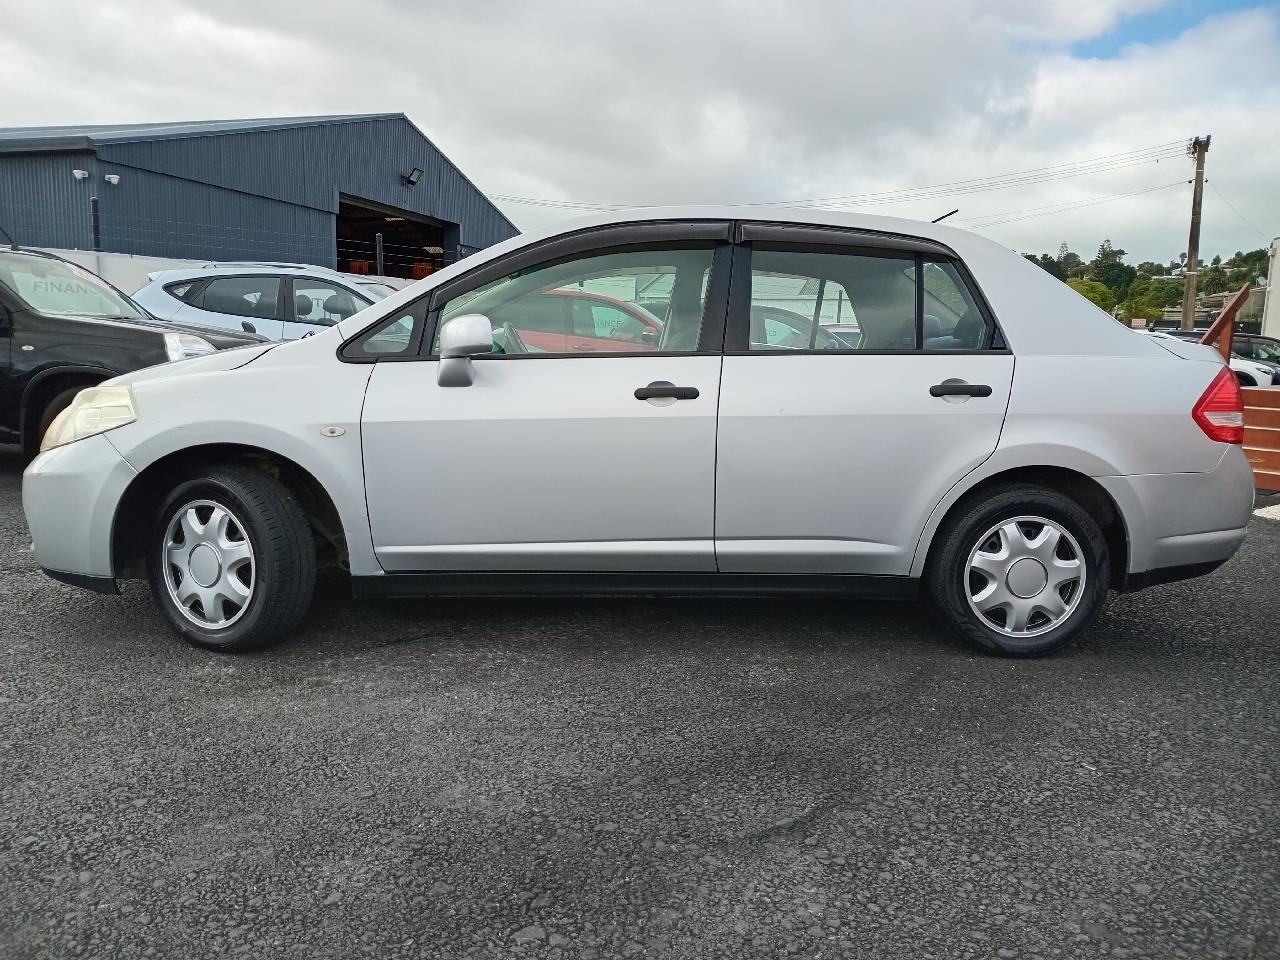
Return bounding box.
[1192,366,1244,444]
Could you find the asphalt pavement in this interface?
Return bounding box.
[1,443,1276,959]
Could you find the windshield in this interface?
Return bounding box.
[0,253,148,320]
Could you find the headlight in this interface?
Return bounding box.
[40,386,137,452]
[163,331,216,362]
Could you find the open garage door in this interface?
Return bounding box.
[336,196,458,280]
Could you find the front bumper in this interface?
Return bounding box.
[22,434,137,586]
[1099,445,1254,585]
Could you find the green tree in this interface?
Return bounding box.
[1088,239,1137,303]
[1147,278,1184,308]
[1135,261,1165,276]
[1057,242,1086,278]
[1023,252,1065,280]
[1067,278,1115,312]
[1199,263,1231,295]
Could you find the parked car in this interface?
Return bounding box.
[1145,330,1275,386]
[133,264,393,341]
[1229,333,1280,381]
[22,209,1254,659]
[0,247,264,457]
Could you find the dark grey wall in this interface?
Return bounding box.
[0,116,517,266]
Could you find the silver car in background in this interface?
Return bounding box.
[22,207,1254,658]
[133,263,395,340]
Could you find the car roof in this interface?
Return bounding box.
[148,264,365,284]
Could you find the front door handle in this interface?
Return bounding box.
[929,381,992,398]
[635,381,699,401]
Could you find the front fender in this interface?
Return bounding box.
[102,354,380,575]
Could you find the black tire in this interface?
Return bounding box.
[23,386,87,459]
[925,484,1110,658]
[147,465,316,652]
[1236,372,1255,387]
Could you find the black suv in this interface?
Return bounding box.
[0,247,264,457]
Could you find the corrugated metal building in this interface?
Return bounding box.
[0,114,519,278]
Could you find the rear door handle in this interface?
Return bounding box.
[929,381,992,398]
[635,381,699,401]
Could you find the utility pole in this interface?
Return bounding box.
[1180,135,1210,330]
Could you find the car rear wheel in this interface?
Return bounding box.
[926,485,1110,657]
[147,465,315,652]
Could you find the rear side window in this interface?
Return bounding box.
[743,246,991,352]
[196,277,282,320]
[164,281,198,302]
[747,248,916,351]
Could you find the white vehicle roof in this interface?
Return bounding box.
[338,205,1166,358]
[145,263,393,288]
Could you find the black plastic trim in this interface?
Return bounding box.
[1120,559,1226,593]
[352,571,919,600]
[428,220,733,309]
[41,567,119,595]
[737,221,953,257]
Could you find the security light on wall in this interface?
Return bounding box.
[104,174,120,186]
[72,169,89,180]
[402,167,424,186]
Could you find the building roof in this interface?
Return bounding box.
[0,114,405,153]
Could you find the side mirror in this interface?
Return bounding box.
[241,320,257,334]
[437,314,494,387]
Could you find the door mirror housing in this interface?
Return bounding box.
[437,314,494,387]
[241,320,257,334]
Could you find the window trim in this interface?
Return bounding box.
[337,296,430,362]
[724,222,1008,356]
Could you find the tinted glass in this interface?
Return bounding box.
[922,261,986,350]
[354,312,419,356]
[200,277,282,320]
[433,246,715,355]
[748,248,916,351]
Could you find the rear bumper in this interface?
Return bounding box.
[1099,446,1254,586]
[22,433,136,584]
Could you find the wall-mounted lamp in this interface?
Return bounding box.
[104,174,121,186]
[72,169,89,180]
[402,167,424,186]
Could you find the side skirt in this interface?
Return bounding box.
[352,571,920,600]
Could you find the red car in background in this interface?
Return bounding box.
[489,289,663,353]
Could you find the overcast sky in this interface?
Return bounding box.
[1,0,1276,262]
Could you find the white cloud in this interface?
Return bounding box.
[0,0,1274,260]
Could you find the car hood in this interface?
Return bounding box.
[105,341,278,387]
[49,311,267,349]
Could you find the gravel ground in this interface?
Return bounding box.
[1,444,1277,959]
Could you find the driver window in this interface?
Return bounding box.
[431,246,715,355]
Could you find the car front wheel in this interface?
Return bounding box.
[926,485,1110,657]
[147,465,316,652]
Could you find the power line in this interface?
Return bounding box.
[1206,180,1271,243]
[964,180,1190,228]
[487,139,1189,212]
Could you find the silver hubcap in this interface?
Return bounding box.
[965,516,1085,639]
[162,499,255,630]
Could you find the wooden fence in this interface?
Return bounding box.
[1199,284,1280,493]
